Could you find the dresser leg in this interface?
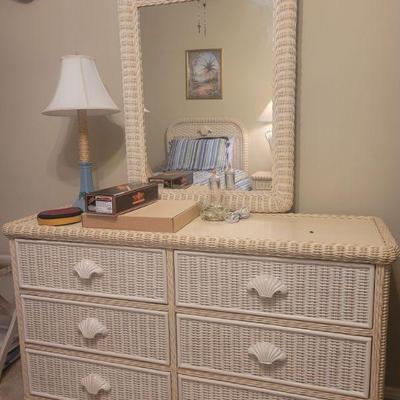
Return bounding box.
[370,265,391,400]
[167,250,179,400]
[9,240,30,398]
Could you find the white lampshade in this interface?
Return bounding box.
[42,55,119,117]
[258,100,273,123]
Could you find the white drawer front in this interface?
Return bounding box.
[177,315,371,398]
[16,239,167,303]
[175,251,374,327]
[179,375,318,400]
[22,295,170,364]
[27,350,171,400]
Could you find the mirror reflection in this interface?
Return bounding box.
[140,0,273,191]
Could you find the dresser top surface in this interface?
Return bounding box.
[3,212,399,264]
[180,214,384,245]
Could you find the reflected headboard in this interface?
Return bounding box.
[166,117,248,171]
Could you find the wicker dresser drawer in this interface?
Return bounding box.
[175,251,374,328]
[22,295,170,364]
[16,239,167,303]
[27,349,171,400]
[177,315,371,398]
[179,375,318,400]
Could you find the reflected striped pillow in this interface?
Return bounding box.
[166,137,230,171]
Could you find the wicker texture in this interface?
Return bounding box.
[117,0,297,212]
[370,265,391,400]
[252,181,273,191]
[27,350,171,400]
[15,239,167,303]
[22,296,169,364]
[378,267,391,400]
[166,250,179,400]
[165,118,248,171]
[252,171,273,191]
[3,214,399,265]
[78,110,90,163]
[179,375,317,400]
[177,315,371,397]
[175,251,374,327]
[5,223,397,400]
[118,0,148,183]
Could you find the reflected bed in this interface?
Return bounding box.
[152,117,252,190]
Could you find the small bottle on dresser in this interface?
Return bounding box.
[209,170,222,204]
[225,163,235,190]
[201,170,228,221]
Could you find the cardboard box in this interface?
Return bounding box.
[82,200,200,233]
[86,183,158,215]
[148,171,193,189]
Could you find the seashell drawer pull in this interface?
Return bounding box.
[247,275,288,298]
[74,259,104,280]
[248,342,287,365]
[78,318,108,339]
[81,373,111,395]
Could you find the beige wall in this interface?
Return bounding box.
[1,0,400,389]
[295,0,400,387]
[0,0,127,256]
[140,0,273,172]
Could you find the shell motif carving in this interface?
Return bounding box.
[74,259,103,280]
[247,275,288,298]
[78,318,108,339]
[248,342,287,365]
[81,373,111,395]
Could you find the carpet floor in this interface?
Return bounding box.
[0,360,23,400]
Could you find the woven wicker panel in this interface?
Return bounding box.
[175,252,374,328]
[22,296,169,364]
[252,180,273,191]
[179,375,317,400]
[16,239,167,303]
[177,315,371,398]
[27,350,171,400]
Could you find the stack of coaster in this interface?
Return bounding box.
[37,207,82,226]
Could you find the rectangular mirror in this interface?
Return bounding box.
[118,0,297,212]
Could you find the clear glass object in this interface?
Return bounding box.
[208,170,222,204]
[225,164,235,190]
[201,171,228,221]
[201,203,229,221]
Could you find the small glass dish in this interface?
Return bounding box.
[200,203,229,221]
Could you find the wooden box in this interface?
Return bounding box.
[82,200,200,233]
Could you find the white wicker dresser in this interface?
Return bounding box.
[2,213,398,400]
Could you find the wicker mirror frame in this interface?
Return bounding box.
[117,0,297,213]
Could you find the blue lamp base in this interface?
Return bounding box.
[73,162,94,211]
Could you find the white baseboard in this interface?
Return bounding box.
[386,386,400,400]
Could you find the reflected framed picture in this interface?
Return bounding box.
[186,48,223,100]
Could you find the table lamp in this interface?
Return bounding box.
[42,55,119,210]
[258,100,273,148]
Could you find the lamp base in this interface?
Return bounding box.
[73,162,94,211]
